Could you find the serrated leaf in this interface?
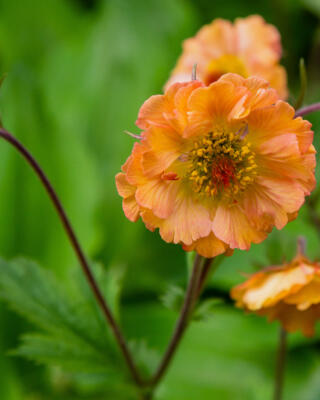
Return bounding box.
[0,257,130,394]
[193,298,224,322]
[160,285,184,313]
[129,340,160,378]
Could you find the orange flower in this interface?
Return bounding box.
[166,15,287,99]
[231,250,320,337]
[116,74,315,258]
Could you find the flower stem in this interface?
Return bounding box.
[295,102,320,118]
[274,327,287,400]
[0,128,143,386]
[150,254,214,387]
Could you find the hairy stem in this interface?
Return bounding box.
[151,254,211,387]
[274,327,287,400]
[195,257,215,299]
[0,128,143,386]
[295,102,320,118]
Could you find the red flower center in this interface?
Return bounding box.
[211,157,236,188]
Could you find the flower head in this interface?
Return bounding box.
[231,245,320,337]
[166,15,287,99]
[116,74,315,258]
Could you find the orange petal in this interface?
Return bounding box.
[285,279,320,310]
[212,204,267,250]
[240,264,314,310]
[141,126,184,176]
[248,101,313,154]
[235,15,282,67]
[115,172,136,199]
[123,196,140,222]
[183,232,229,258]
[186,80,247,138]
[259,303,320,337]
[135,179,180,219]
[141,195,212,246]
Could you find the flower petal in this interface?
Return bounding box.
[212,204,267,250]
[183,232,229,258]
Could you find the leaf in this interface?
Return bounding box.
[129,340,160,378]
[193,298,224,322]
[160,285,184,313]
[0,257,132,395]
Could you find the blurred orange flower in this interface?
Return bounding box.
[166,15,287,99]
[231,250,320,337]
[116,74,315,258]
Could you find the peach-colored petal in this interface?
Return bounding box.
[285,280,320,310]
[183,232,229,258]
[115,172,136,199]
[259,303,320,337]
[135,179,180,219]
[254,176,305,215]
[235,15,282,67]
[141,126,184,177]
[186,80,248,137]
[141,195,212,246]
[212,204,267,250]
[240,265,314,310]
[123,196,140,222]
[165,15,287,98]
[248,101,313,154]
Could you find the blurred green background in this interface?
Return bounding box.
[0,0,320,399]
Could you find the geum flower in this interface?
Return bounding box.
[116,74,315,258]
[231,252,320,337]
[166,15,287,99]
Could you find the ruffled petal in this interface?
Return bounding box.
[248,101,313,154]
[212,204,267,250]
[259,303,320,337]
[141,195,212,246]
[142,126,184,177]
[135,179,180,219]
[285,280,320,310]
[186,80,248,138]
[115,172,136,199]
[237,265,314,310]
[123,197,140,222]
[235,15,282,67]
[183,232,229,258]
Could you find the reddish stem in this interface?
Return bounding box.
[0,128,143,386]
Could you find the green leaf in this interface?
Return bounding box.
[193,298,224,322]
[129,340,160,378]
[0,257,133,395]
[160,285,184,313]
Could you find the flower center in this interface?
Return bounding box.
[187,130,257,198]
[204,55,248,85]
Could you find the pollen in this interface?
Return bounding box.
[187,130,257,199]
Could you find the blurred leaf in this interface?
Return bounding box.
[0,257,134,396]
[193,298,224,322]
[129,340,160,378]
[160,285,184,313]
[302,0,320,16]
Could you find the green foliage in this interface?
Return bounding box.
[193,298,224,322]
[0,257,134,396]
[160,285,185,313]
[0,0,319,399]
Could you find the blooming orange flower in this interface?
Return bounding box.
[116,74,315,258]
[231,250,320,337]
[166,15,287,99]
